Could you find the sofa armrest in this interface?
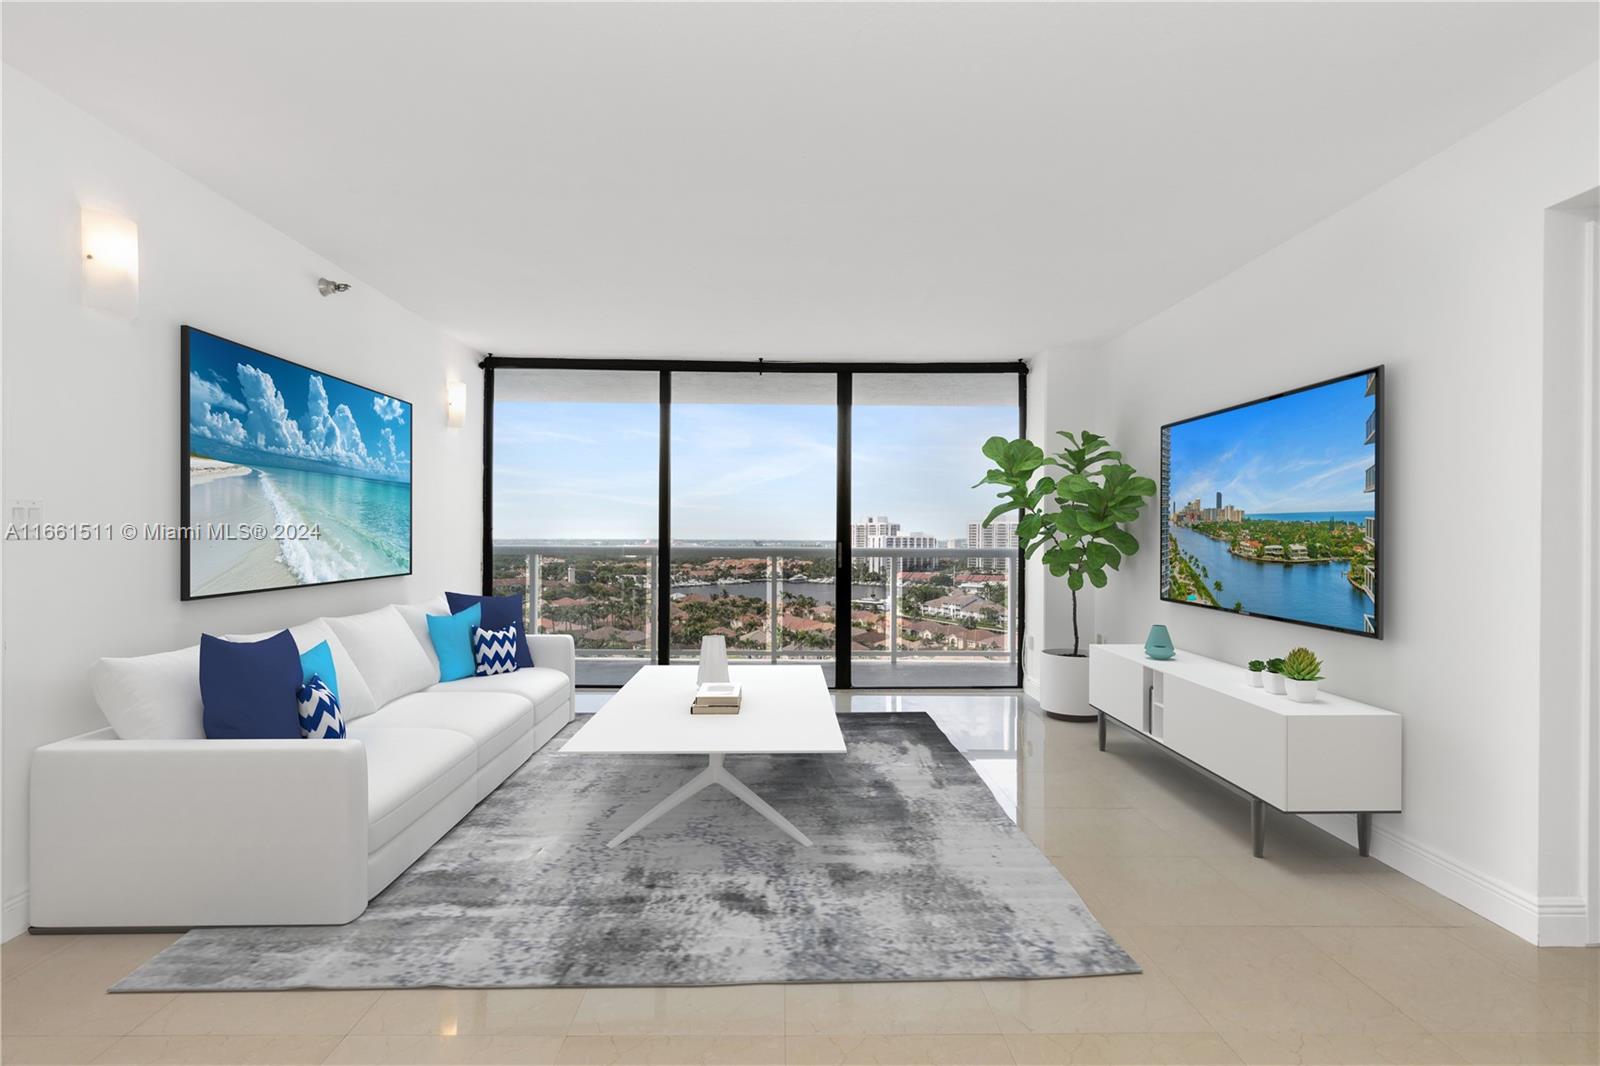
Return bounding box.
[529,633,576,688]
[30,734,368,928]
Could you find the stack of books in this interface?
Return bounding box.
[690,681,742,715]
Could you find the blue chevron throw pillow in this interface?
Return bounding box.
[473,622,521,676]
[296,675,346,740]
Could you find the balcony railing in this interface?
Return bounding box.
[1364,464,1377,493]
[491,542,1017,687]
[1365,410,1378,445]
[1363,516,1376,546]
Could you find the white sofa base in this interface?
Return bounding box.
[31,628,577,931]
[29,732,370,929]
[367,697,573,898]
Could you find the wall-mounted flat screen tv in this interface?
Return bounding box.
[181,325,412,600]
[1159,367,1381,637]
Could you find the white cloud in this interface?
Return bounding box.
[373,395,406,422]
[188,362,407,479]
[190,372,246,414]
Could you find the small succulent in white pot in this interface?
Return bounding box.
[1281,647,1324,703]
[1246,659,1266,687]
[1263,658,1287,695]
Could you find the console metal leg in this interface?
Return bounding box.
[1251,798,1266,858]
[1357,812,1372,857]
[1097,711,1107,752]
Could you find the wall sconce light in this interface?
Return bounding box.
[81,207,139,318]
[446,381,467,428]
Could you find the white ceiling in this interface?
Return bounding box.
[4,3,1596,358]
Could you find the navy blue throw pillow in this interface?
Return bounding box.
[199,631,302,740]
[445,592,533,669]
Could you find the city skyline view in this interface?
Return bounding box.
[1167,374,1374,517]
[493,398,1016,542]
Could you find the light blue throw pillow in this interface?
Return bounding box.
[299,640,339,701]
[427,602,482,682]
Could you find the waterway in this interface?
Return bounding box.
[1170,526,1369,632]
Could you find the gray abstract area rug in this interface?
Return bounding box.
[115,713,1138,991]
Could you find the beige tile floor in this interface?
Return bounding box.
[2,694,1595,1065]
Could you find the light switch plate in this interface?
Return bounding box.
[9,499,42,524]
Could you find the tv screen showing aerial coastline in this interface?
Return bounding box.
[1160,369,1381,637]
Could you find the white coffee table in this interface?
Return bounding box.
[562,664,846,847]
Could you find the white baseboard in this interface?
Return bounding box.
[1536,896,1593,947]
[2,890,29,942]
[1300,814,1592,946]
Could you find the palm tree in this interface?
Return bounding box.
[1213,579,1223,594]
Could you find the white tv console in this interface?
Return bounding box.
[1088,644,1401,857]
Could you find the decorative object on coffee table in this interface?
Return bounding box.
[1144,624,1175,660]
[696,635,730,685]
[1247,659,1266,687]
[1264,657,1287,694]
[691,681,742,715]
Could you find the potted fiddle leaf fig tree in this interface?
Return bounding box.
[976,431,1157,721]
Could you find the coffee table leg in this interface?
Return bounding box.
[608,753,815,848]
[607,759,719,847]
[711,755,815,847]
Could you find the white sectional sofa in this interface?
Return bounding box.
[28,596,574,930]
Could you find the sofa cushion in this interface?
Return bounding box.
[392,596,451,678]
[447,592,534,669]
[297,676,347,740]
[429,666,571,723]
[345,724,476,851]
[361,691,535,768]
[227,619,377,722]
[299,641,340,700]
[199,632,302,740]
[324,607,436,712]
[89,645,204,740]
[426,604,481,682]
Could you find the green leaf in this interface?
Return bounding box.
[1087,567,1108,589]
[1103,527,1139,555]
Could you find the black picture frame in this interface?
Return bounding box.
[1158,365,1384,640]
[180,324,414,601]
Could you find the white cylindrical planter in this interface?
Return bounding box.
[1263,671,1286,695]
[1038,648,1095,722]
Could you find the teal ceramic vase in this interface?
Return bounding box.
[1144,624,1175,660]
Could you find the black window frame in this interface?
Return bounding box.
[482,357,1028,689]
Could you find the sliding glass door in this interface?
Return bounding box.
[669,373,838,685]
[490,369,659,685]
[487,362,1021,688]
[850,373,1021,688]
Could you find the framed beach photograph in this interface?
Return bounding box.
[181,326,413,600]
[1159,367,1382,638]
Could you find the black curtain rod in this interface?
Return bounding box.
[477,355,1028,374]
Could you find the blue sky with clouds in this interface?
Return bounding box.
[187,330,411,482]
[492,400,1015,541]
[1168,374,1374,515]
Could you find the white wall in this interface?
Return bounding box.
[0,67,483,939]
[1059,65,1598,944]
[1022,346,1101,699]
